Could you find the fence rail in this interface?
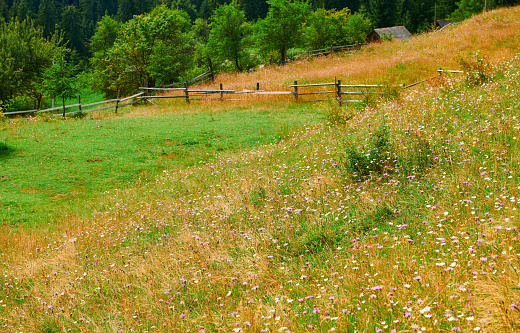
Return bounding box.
[306,43,366,58]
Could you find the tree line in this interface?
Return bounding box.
[0,0,515,111]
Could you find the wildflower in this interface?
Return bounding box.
[420,306,431,314]
[313,308,320,314]
[452,327,461,332]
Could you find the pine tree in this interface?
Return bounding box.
[0,0,8,20]
[10,0,33,20]
[37,0,57,38]
[116,0,138,22]
[59,5,87,58]
[368,0,397,28]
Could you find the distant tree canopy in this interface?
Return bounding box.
[94,5,194,96]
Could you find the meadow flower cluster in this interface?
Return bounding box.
[1,8,520,333]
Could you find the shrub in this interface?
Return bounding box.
[324,104,354,126]
[343,125,394,179]
[458,51,492,86]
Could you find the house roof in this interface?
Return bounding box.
[435,19,451,28]
[371,26,412,40]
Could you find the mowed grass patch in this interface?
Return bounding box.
[0,104,320,226]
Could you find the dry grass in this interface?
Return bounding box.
[1,6,520,333]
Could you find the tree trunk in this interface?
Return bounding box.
[37,94,42,110]
[235,57,243,72]
[281,48,286,65]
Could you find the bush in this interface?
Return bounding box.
[324,104,354,126]
[341,126,436,180]
[458,51,492,86]
[343,125,394,179]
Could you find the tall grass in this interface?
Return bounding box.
[0,6,520,333]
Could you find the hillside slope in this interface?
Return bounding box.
[1,7,520,333]
[194,6,520,93]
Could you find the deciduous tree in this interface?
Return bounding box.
[207,0,250,72]
[255,0,311,64]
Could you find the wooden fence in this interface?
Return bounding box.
[137,69,463,106]
[306,42,366,58]
[2,93,144,117]
[2,71,215,117]
[3,69,464,117]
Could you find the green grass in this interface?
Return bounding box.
[0,104,320,226]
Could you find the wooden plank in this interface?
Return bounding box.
[139,87,186,91]
[118,100,140,108]
[235,90,265,94]
[310,51,331,57]
[39,104,81,113]
[340,91,384,95]
[187,71,212,84]
[289,83,336,88]
[403,75,438,89]
[253,91,293,95]
[81,99,119,108]
[187,90,235,93]
[3,109,38,115]
[120,92,144,102]
[438,69,463,73]
[83,104,116,113]
[137,95,186,99]
[297,91,336,96]
[303,98,335,103]
[339,84,386,88]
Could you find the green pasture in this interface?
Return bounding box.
[0,104,321,226]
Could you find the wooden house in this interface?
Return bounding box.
[367,26,412,43]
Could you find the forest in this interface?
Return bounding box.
[0,0,516,112]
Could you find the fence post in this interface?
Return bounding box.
[256,82,260,91]
[337,79,342,107]
[329,46,333,55]
[78,95,82,113]
[184,82,190,104]
[293,80,298,103]
[220,83,224,101]
[115,90,120,113]
[62,96,66,119]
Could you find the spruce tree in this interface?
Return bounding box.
[37,0,57,38]
[0,0,8,21]
[59,5,87,58]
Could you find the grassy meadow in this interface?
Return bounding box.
[0,104,319,225]
[1,6,520,333]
